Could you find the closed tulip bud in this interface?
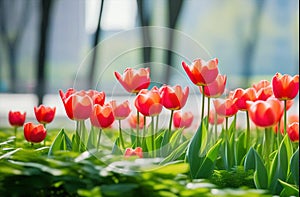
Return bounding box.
[34,105,56,124]
[8,111,26,127]
[24,122,47,143]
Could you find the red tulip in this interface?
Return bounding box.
[110,100,131,120]
[213,98,238,117]
[252,80,273,101]
[272,73,299,100]
[252,80,270,92]
[208,109,225,125]
[182,58,219,86]
[34,105,56,124]
[134,86,163,116]
[232,88,257,111]
[128,113,145,129]
[23,122,47,143]
[200,74,227,98]
[274,113,298,135]
[114,67,151,93]
[160,85,189,110]
[246,97,284,128]
[173,111,194,128]
[59,89,93,120]
[87,90,106,105]
[90,103,115,128]
[287,122,299,142]
[8,111,26,127]
[124,147,143,158]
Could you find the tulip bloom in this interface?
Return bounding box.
[59,89,93,120]
[24,122,47,143]
[232,88,257,111]
[252,80,273,101]
[8,111,26,127]
[272,73,299,100]
[208,109,225,125]
[182,58,219,86]
[114,67,151,93]
[124,147,143,158]
[213,98,238,117]
[87,90,106,105]
[246,98,284,128]
[90,104,115,128]
[34,105,56,124]
[110,100,131,120]
[128,113,145,129]
[134,87,163,116]
[287,122,299,142]
[173,111,194,129]
[160,85,189,110]
[200,74,227,98]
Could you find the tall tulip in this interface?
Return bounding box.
[173,111,194,129]
[8,110,26,143]
[114,67,151,94]
[24,122,47,144]
[160,85,189,110]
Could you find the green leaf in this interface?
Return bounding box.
[153,163,189,175]
[278,179,299,197]
[160,140,190,165]
[253,149,268,189]
[87,126,98,150]
[169,128,184,150]
[111,137,122,155]
[0,148,22,160]
[244,147,256,171]
[48,129,72,156]
[290,147,299,186]
[235,132,247,165]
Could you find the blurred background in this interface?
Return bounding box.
[0,0,299,128]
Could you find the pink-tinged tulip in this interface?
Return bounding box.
[87,90,106,105]
[274,113,298,135]
[8,111,26,127]
[232,88,257,111]
[213,98,238,117]
[208,109,225,125]
[182,58,219,86]
[252,80,273,101]
[110,100,131,120]
[59,90,93,120]
[34,105,56,124]
[128,113,145,129]
[246,98,284,128]
[173,111,194,128]
[90,103,115,128]
[200,74,227,98]
[287,122,299,142]
[24,122,47,143]
[160,85,189,110]
[124,147,143,158]
[252,80,270,91]
[114,67,151,93]
[134,87,163,116]
[272,73,299,100]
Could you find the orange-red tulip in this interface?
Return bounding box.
[274,113,299,135]
[287,122,299,142]
[128,113,145,129]
[87,90,106,105]
[134,87,163,116]
[110,100,131,120]
[213,98,238,117]
[160,85,189,110]
[8,111,26,127]
[124,147,143,158]
[246,98,284,128]
[272,73,299,100]
[34,105,56,124]
[24,122,47,143]
[114,67,151,93]
[182,58,219,86]
[252,80,273,101]
[208,109,225,125]
[173,111,194,128]
[200,74,226,98]
[232,88,257,111]
[90,103,115,128]
[59,90,93,120]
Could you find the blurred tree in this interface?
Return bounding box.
[36,0,54,105]
[0,0,30,93]
[88,0,105,89]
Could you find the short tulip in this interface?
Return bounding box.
[110,100,131,120]
[160,85,189,110]
[87,90,106,105]
[252,80,273,101]
[208,109,225,125]
[8,111,26,127]
[287,122,299,142]
[124,147,143,158]
[24,122,47,143]
[232,88,257,111]
[34,105,56,124]
[114,67,151,93]
[173,111,194,128]
[200,74,227,98]
[128,113,145,129]
[134,87,163,116]
[246,98,284,128]
[182,58,219,86]
[272,73,299,100]
[90,103,115,128]
[213,98,238,117]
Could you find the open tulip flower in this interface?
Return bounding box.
[252,80,273,101]
[87,90,106,105]
[287,122,299,142]
[160,85,189,110]
[124,147,143,158]
[232,88,257,111]
[200,74,227,98]
[24,122,47,144]
[213,98,238,118]
[272,73,299,100]
[128,113,145,129]
[173,111,194,129]
[114,67,151,94]
[34,105,56,125]
[90,103,115,129]
[8,111,26,128]
[110,100,131,120]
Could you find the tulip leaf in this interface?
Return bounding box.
[253,149,268,189]
[160,140,189,165]
[87,126,98,150]
[48,129,72,156]
[278,179,299,197]
[112,137,122,155]
[244,147,256,171]
[235,132,247,165]
[290,147,299,186]
[169,128,184,150]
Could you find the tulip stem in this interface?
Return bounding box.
[142,116,147,148]
[277,121,281,147]
[118,120,125,149]
[201,86,205,121]
[264,127,271,169]
[14,127,17,146]
[155,115,159,135]
[43,124,47,146]
[214,112,218,143]
[168,110,174,139]
[97,128,102,151]
[225,117,229,133]
[283,100,287,136]
[245,111,250,150]
[136,110,140,147]
[151,116,155,158]
[207,97,210,131]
